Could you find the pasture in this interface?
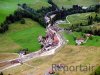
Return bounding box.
[63,31,100,46]
[59,12,100,28]
[53,0,99,9]
[67,12,100,24]
[0,0,49,24]
[27,0,51,10]
[0,18,46,53]
[59,12,95,28]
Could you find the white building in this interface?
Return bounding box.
[76,38,85,45]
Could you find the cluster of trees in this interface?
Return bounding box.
[48,0,59,10]
[88,14,100,25]
[87,16,94,25]
[95,4,100,13]
[92,66,100,75]
[0,23,9,33]
[20,4,51,27]
[94,14,100,22]
[0,9,33,33]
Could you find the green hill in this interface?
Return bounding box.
[0,0,49,23]
[0,18,46,53]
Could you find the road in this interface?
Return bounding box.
[0,6,66,72]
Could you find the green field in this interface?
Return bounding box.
[0,0,49,24]
[59,12,100,47]
[63,31,100,46]
[27,0,51,10]
[67,13,92,24]
[53,0,99,9]
[67,12,100,24]
[59,12,100,28]
[0,18,46,53]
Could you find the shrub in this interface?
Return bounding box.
[93,66,100,75]
[89,36,93,40]
[20,19,25,24]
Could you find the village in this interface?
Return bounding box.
[0,0,100,75]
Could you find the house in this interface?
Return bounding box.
[45,16,50,23]
[85,33,92,37]
[38,35,43,42]
[53,35,59,46]
[76,38,85,45]
[82,6,88,9]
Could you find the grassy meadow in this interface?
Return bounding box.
[53,0,99,9]
[0,0,49,24]
[63,31,100,46]
[0,18,46,53]
[27,0,51,10]
[67,12,100,25]
[59,12,100,28]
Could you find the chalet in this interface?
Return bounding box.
[76,38,85,45]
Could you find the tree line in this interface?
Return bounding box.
[0,0,100,34]
[0,0,58,33]
[45,2,100,27]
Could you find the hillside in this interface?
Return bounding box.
[0,0,49,23]
[0,0,100,75]
[2,45,100,75]
[0,18,46,53]
[53,0,99,9]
